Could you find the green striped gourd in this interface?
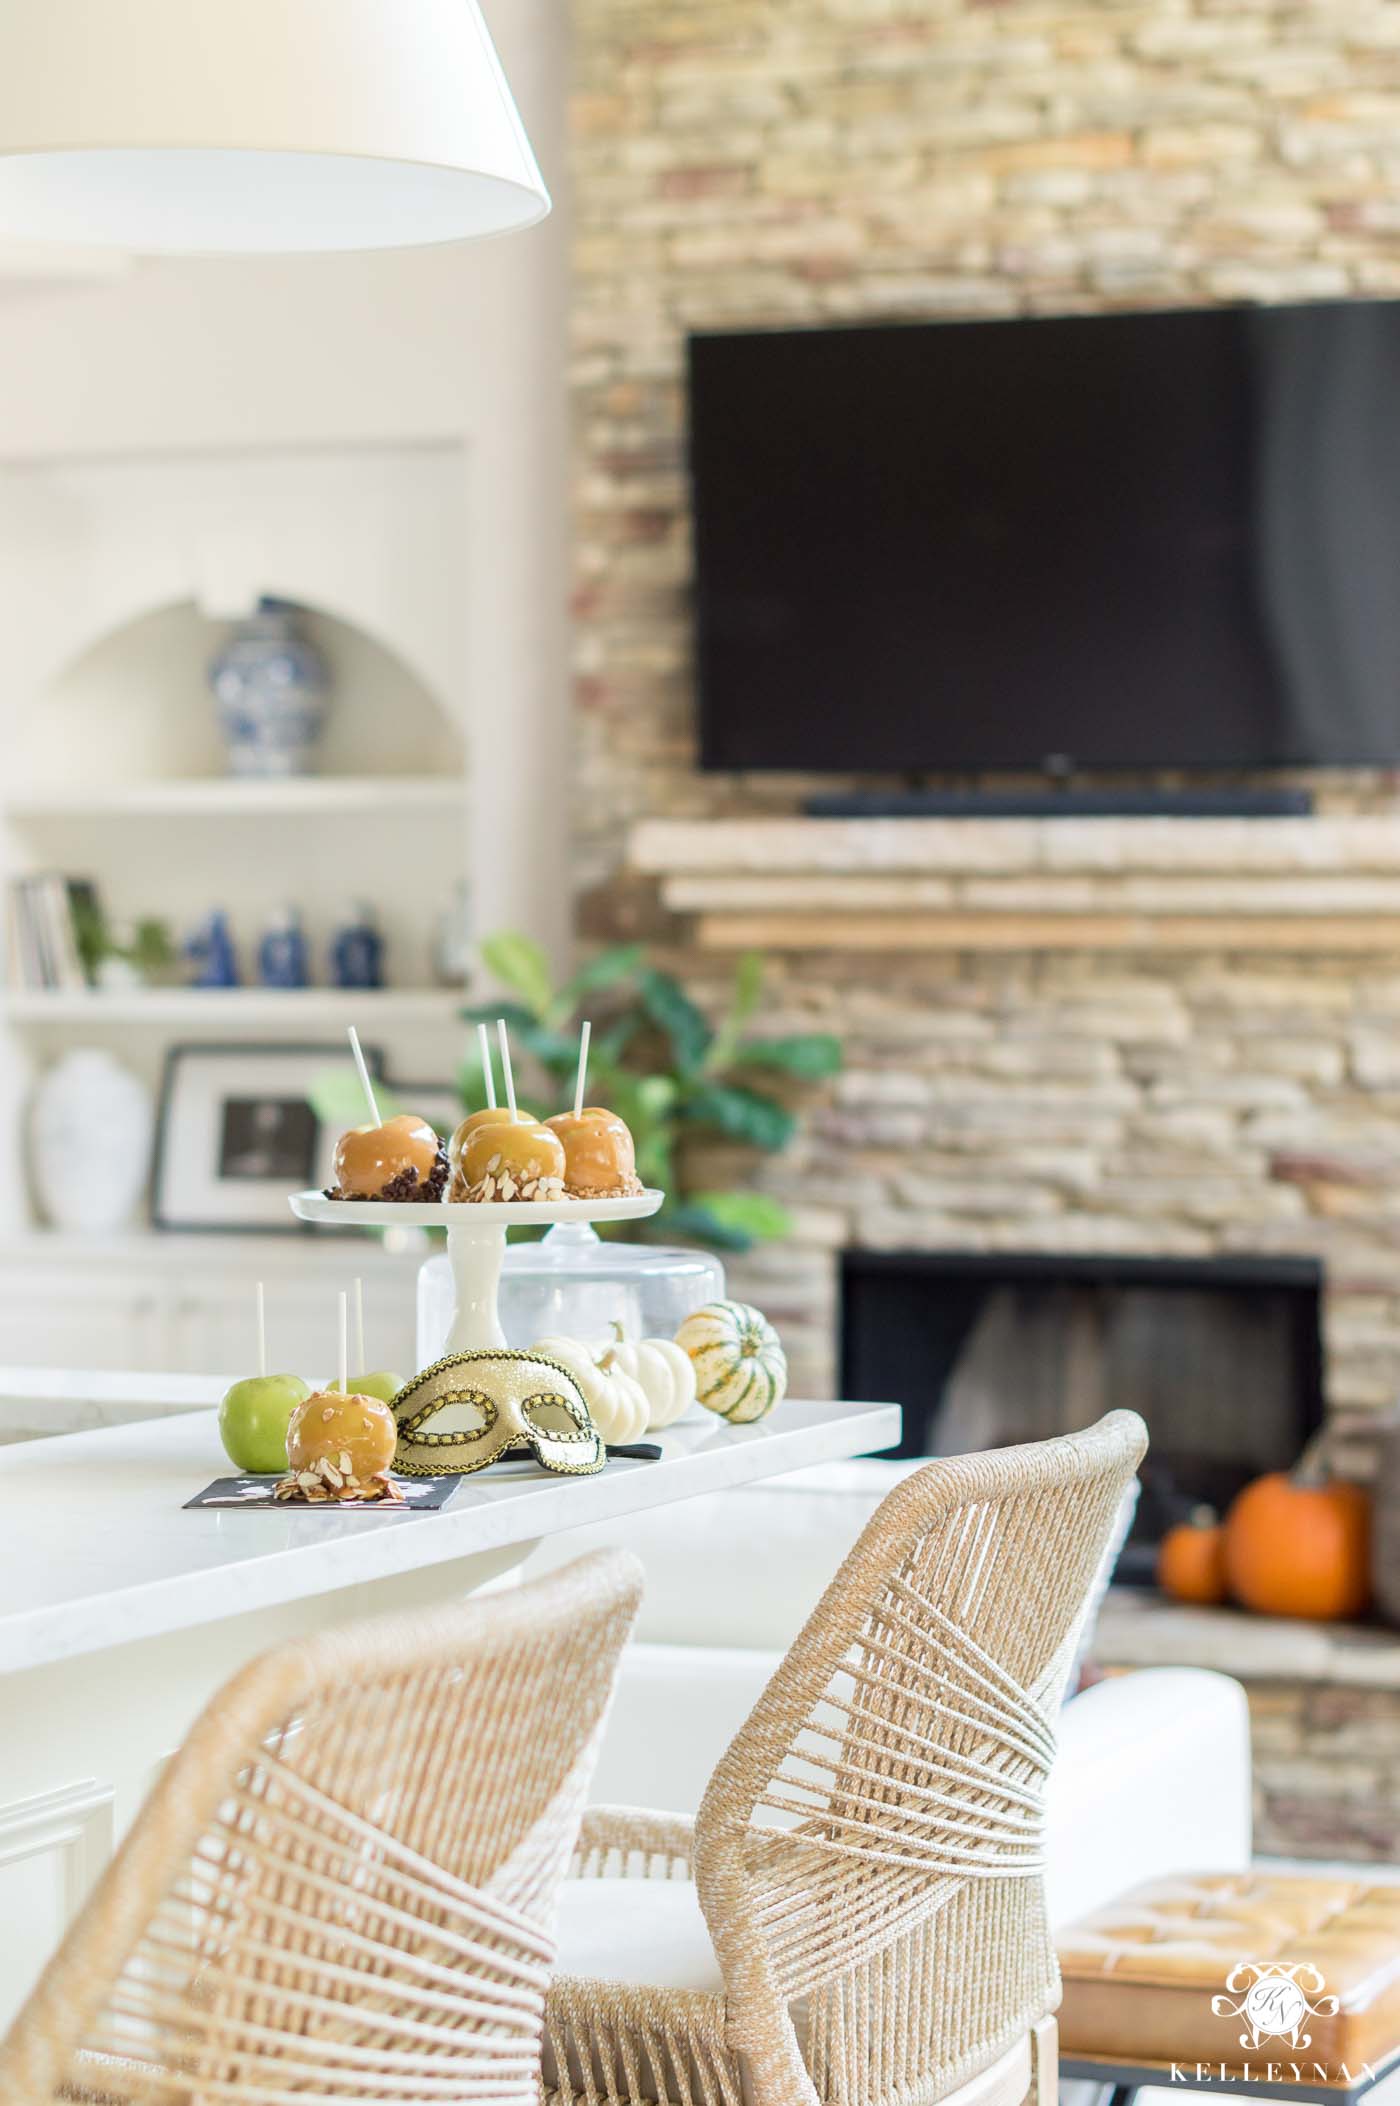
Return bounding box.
[675,1301,788,1425]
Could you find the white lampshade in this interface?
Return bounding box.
[0,0,551,254]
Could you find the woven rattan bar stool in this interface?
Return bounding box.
[0,1549,642,2106]
[544,1410,1148,2106]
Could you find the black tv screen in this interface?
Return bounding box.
[689,302,1400,773]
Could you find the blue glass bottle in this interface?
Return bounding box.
[329,903,384,990]
[259,907,310,989]
[186,910,241,988]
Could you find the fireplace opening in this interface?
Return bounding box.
[841,1251,1325,1583]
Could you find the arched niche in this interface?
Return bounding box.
[16,598,465,792]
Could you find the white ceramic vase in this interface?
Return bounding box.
[30,1049,154,1234]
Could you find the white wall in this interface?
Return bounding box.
[0,0,572,959]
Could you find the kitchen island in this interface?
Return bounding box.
[0,1396,898,2028]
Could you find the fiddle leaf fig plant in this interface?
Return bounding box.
[461,933,841,1251]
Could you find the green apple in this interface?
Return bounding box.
[350,1371,406,1407]
[219,1374,312,1475]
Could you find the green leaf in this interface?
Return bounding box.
[735,1033,843,1080]
[634,1073,680,1121]
[516,1023,591,1076]
[125,918,177,973]
[480,931,555,1019]
[455,1054,489,1116]
[460,1000,538,1032]
[706,948,766,1073]
[680,1082,796,1152]
[689,1189,792,1241]
[555,944,646,1017]
[732,950,765,1029]
[592,1014,641,1068]
[308,1067,404,1128]
[460,1003,578,1090]
[659,1200,758,1253]
[639,968,713,1076]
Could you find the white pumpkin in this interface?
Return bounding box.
[675,1301,788,1425]
[598,1322,697,1432]
[531,1336,651,1446]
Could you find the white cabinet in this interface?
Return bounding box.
[0,1265,163,1372]
[0,1783,114,2026]
[165,1264,419,1381]
[0,1235,423,1382]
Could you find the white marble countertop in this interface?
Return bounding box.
[0,1367,225,1412]
[0,1399,900,1677]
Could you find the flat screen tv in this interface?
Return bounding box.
[689,302,1400,774]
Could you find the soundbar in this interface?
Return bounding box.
[802,789,1315,820]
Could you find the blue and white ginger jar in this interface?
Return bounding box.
[209,598,329,777]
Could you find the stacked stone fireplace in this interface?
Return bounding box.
[618,823,1400,1858]
[571,0,1400,1481]
[570,0,1400,1858]
[618,816,1400,1484]
[842,1249,1325,1573]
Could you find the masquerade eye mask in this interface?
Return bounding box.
[392,1350,606,1479]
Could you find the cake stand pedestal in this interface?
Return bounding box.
[288,1190,664,1353]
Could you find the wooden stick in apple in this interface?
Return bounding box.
[496,1017,519,1120]
[338,1290,349,1400]
[216,1284,310,1475]
[478,1021,497,1110]
[545,1022,641,1201]
[574,1019,592,1120]
[330,1034,446,1204]
[349,1272,404,1406]
[347,1025,381,1127]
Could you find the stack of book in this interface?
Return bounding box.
[6,875,98,992]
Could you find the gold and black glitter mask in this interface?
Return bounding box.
[392,1350,605,1478]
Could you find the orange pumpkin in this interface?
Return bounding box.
[1223,1470,1371,1623]
[1157,1510,1228,1606]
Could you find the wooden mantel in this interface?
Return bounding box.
[629,815,1400,952]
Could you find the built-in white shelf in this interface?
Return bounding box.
[0,988,464,1026]
[3,776,461,821]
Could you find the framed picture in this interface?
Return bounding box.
[153,1042,385,1233]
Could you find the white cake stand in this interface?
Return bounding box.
[288,1190,664,1351]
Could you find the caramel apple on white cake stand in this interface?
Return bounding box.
[324,1030,448,1202]
[543,1022,643,1198]
[292,1021,661,1351]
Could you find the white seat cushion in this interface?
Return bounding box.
[587,1645,779,1812]
[555,1876,722,1994]
[528,1459,925,1650]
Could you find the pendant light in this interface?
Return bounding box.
[0,0,550,254]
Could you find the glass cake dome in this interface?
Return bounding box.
[417,1223,724,1364]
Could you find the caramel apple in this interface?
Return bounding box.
[279,1388,402,1502]
[454,1118,567,1203]
[329,1113,448,1203]
[546,1107,642,1199]
[447,1106,539,1199]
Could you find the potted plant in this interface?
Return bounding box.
[461,934,841,1251]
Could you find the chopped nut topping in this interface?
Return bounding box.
[274,1467,405,1506]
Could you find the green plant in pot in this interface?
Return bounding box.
[71,901,178,989]
[460,934,841,1251]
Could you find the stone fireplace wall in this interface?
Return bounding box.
[570,0,1400,1457]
